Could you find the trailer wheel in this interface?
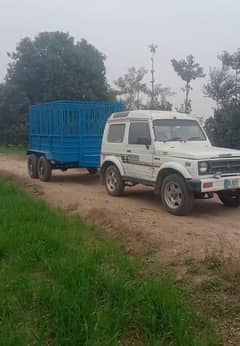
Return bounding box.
[104,165,124,196]
[87,168,98,175]
[28,154,39,179]
[38,156,52,182]
[217,190,240,207]
[161,173,194,216]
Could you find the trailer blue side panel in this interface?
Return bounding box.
[29,101,124,168]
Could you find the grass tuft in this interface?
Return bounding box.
[0,145,26,156]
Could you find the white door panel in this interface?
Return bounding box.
[124,149,154,180]
[123,122,154,181]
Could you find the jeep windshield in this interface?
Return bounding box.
[153,119,206,142]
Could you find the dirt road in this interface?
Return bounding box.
[1,154,240,265]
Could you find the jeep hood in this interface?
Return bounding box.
[155,142,240,160]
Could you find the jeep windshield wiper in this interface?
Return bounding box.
[166,137,184,142]
[187,136,202,141]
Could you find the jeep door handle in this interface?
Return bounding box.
[126,149,131,153]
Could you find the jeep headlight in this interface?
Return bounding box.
[198,161,209,174]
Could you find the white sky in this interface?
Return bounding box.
[1,0,240,117]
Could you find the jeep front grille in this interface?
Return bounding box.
[209,160,240,174]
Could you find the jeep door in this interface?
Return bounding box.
[123,121,154,181]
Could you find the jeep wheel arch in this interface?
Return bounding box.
[156,167,187,194]
[101,157,124,178]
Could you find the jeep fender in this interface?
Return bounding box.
[155,162,192,193]
[101,156,125,179]
[158,162,192,179]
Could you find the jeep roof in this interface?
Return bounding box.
[108,110,195,122]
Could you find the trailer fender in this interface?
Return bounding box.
[27,150,52,161]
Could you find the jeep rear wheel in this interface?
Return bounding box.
[28,154,39,179]
[38,156,52,182]
[104,165,124,196]
[161,174,194,216]
[218,190,240,207]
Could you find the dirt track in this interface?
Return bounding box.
[1,154,240,265]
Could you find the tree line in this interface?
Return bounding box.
[0,31,239,149]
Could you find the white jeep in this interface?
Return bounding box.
[100,110,240,216]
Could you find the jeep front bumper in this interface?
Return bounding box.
[187,175,240,193]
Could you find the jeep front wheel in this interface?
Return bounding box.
[104,165,124,196]
[161,174,194,216]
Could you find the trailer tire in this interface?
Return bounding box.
[104,165,124,196]
[28,154,39,179]
[38,156,52,182]
[87,168,98,175]
[161,173,194,216]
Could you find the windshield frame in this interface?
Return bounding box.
[152,118,207,142]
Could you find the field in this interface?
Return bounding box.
[1,148,240,344]
[0,175,219,345]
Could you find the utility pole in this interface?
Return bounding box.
[148,43,158,109]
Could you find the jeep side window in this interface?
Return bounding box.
[128,122,151,145]
[107,124,125,143]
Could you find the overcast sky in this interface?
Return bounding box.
[0,0,240,116]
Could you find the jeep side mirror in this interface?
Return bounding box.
[137,137,151,147]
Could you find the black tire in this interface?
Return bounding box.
[38,156,52,182]
[28,154,39,179]
[87,168,98,175]
[161,174,194,216]
[104,165,124,196]
[217,190,240,207]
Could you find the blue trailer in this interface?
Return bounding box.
[27,101,124,181]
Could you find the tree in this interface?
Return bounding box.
[6,32,112,103]
[205,104,240,149]
[114,67,174,111]
[171,55,205,113]
[203,66,235,108]
[204,50,240,149]
[0,82,29,144]
[145,83,174,110]
[218,50,240,100]
[0,31,113,144]
[114,67,148,110]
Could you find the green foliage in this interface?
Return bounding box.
[205,103,240,149]
[0,82,29,143]
[219,49,240,81]
[145,83,175,111]
[171,55,205,114]
[0,145,26,156]
[0,175,219,345]
[203,67,235,107]
[0,31,113,144]
[171,55,205,84]
[114,66,148,110]
[201,279,222,292]
[204,49,240,149]
[204,50,240,107]
[114,66,174,111]
[6,32,111,103]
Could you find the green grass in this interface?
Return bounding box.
[0,176,219,346]
[0,145,26,156]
